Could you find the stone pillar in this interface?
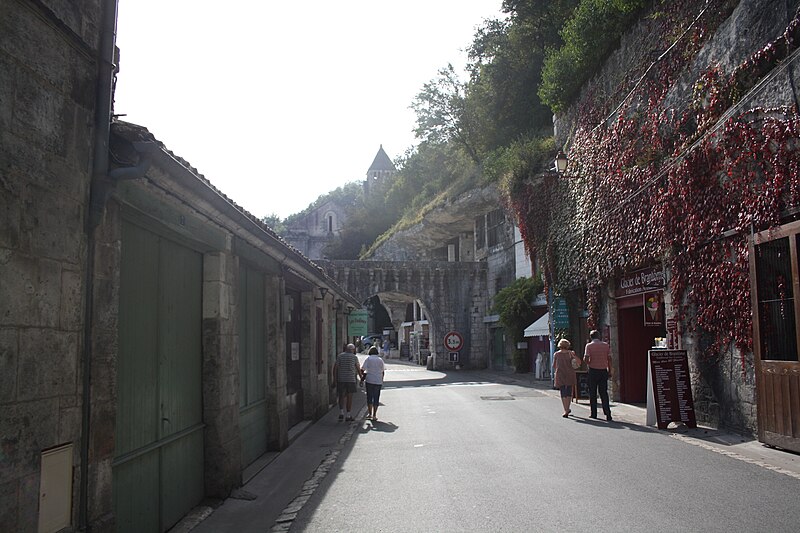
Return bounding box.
[201,249,241,497]
[265,275,288,450]
[87,202,123,529]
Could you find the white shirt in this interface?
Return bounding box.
[361,355,385,385]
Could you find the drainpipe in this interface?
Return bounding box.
[79,0,119,530]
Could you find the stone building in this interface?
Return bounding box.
[364,185,533,370]
[0,2,358,531]
[283,145,396,260]
[513,0,800,448]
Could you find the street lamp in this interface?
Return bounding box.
[555,150,568,174]
[314,287,328,301]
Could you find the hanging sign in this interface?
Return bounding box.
[348,309,368,337]
[643,291,663,326]
[552,297,569,329]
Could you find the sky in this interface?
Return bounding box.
[114,1,506,220]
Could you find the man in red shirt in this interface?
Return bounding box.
[584,330,613,421]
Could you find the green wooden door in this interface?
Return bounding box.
[239,264,268,468]
[115,222,204,533]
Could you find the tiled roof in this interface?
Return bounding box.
[109,120,357,302]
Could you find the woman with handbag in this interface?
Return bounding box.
[552,339,581,418]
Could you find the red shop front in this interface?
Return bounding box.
[615,266,667,404]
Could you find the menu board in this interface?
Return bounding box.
[646,350,697,429]
[576,371,589,400]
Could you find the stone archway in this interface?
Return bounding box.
[316,260,488,370]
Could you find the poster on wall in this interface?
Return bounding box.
[643,291,663,326]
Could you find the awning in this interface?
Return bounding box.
[523,313,550,338]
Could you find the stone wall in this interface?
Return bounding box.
[556,0,800,434]
[0,1,101,530]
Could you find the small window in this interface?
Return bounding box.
[754,236,799,361]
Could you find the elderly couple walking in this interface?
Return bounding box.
[332,344,385,422]
[552,330,613,421]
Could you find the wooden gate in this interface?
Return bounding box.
[238,264,268,468]
[750,221,800,452]
[115,221,204,532]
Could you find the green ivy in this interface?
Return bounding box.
[539,0,650,113]
[492,275,545,372]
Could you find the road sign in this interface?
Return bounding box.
[444,331,464,351]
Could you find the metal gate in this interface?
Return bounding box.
[750,221,800,452]
[114,221,204,532]
[238,264,268,468]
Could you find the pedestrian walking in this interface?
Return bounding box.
[552,339,581,418]
[381,337,390,358]
[332,343,362,422]
[361,346,385,421]
[584,329,613,421]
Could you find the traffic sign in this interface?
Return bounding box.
[444,331,464,351]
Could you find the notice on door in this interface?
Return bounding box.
[646,350,697,430]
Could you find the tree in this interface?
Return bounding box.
[411,64,482,164]
[261,213,286,235]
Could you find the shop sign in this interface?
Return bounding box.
[348,309,368,337]
[616,266,665,298]
[552,297,569,328]
[643,291,663,326]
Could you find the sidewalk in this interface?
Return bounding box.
[471,367,800,480]
[172,393,368,533]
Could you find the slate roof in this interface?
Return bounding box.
[367,145,395,173]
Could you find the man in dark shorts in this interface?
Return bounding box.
[332,343,362,421]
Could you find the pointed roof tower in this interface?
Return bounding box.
[368,145,395,173]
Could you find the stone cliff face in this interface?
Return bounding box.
[367,185,502,261]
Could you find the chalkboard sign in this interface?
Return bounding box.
[646,350,697,429]
[576,371,589,400]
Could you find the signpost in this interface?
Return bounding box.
[646,350,697,429]
[552,297,569,329]
[443,331,464,352]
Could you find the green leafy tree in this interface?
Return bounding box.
[261,213,286,235]
[539,0,648,112]
[466,0,577,150]
[492,275,544,372]
[411,64,482,164]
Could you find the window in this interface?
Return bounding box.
[753,233,799,361]
[475,214,486,250]
[487,209,505,248]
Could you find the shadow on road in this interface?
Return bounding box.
[360,420,398,433]
[571,416,655,433]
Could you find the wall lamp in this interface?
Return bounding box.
[554,150,568,174]
[314,287,328,301]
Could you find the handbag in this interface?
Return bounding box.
[570,351,581,369]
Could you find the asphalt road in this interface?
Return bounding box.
[289,361,800,532]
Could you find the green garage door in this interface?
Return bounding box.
[114,221,204,533]
[238,264,268,468]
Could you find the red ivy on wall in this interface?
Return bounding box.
[510,2,800,368]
